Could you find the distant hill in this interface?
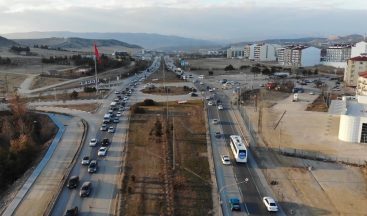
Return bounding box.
[0,36,18,47]
[4,31,217,49]
[14,37,141,49]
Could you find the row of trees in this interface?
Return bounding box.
[9,46,30,53]
[0,56,11,65]
[0,95,57,190]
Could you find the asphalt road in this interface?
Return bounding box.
[51,57,161,216]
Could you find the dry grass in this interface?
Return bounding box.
[53,103,100,113]
[25,91,102,102]
[141,86,192,95]
[122,100,212,216]
[145,67,184,83]
[306,95,328,112]
[30,76,68,90]
[0,73,28,94]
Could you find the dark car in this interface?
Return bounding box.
[88,160,98,173]
[229,198,241,211]
[190,92,198,97]
[65,206,78,216]
[102,138,110,146]
[66,176,79,189]
[79,181,92,197]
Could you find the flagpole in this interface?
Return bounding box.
[94,55,98,93]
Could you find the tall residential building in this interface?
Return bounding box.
[248,43,277,61]
[344,56,367,87]
[226,45,251,59]
[321,44,351,68]
[276,45,320,67]
[351,41,367,58]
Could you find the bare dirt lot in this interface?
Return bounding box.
[145,67,184,83]
[141,86,192,95]
[53,103,100,113]
[0,73,28,94]
[242,89,367,215]
[121,101,212,216]
[30,76,68,90]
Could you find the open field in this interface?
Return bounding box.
[242,89,367,215]
[141,86,192,95]
[121,100,212,216]
[30,76,68,90]
[53,103,100,113]
[0,73,28,94]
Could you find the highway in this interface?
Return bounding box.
[50,57,161,216]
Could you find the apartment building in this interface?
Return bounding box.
[277,45,320,67]
[248,43,277,61]
[356,71,367,96]
[344,56,367,87]
[226,45,251,59]
[321,44,351,68]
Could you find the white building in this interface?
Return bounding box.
[226,45,251,59]
[301,47,321,67]
[356,71,367,96]
[330,95,367,143]
[277,45,320,67]
[249,43,277,61]
[351,41,367,58]
[320,44,351,68]
[344,56,367,87]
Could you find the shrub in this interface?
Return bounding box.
[224,64,235,71]
[143,99,155,106]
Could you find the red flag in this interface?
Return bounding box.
[94,42,101,64]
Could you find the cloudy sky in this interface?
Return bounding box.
[0,0,366,41]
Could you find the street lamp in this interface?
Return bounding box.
[219,178,248,216]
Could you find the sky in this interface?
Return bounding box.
[0,0,366,41]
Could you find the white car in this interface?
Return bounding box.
[116,112,122,117]
[114,90,120,94]
[208,101,213,106]
[221,155,231,165]
[108,126,115,133]
[98,147,108,156]
[81,156,90,165]
[212,119,219,124]
[262,197,279,212]
[218,105,224,110]
[89,138,97,147]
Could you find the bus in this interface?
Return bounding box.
[229,135,248,163]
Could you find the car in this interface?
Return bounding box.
[114,90,120,94]
[212,119,219,124]
[113,118,119,123]
[88,160,97,173]
[123,96,129,101]
[89,138,97,147]
[118,107,124,111]
[116,112,122,117]
[208,101,213,106]
[221,155,231,165]
[98,147,108,156]
[215,132,221,138]
[79,181,92,197]
[218,105,224,110]
[190,92,198,97]
[309,91,315,95]
[100,124,107,131]
[263,196,278,212]
[200,82,204,85]
[108,109,113,114]
[65,206,78,216]
[66,176,79,189]
[229,198,241,211]
[108,126,115,133]
[208,88,213,92]
[205,96,212,100]
[102,138,110,146]
[81,156,90,165]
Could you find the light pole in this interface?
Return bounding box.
[219,178,248,216]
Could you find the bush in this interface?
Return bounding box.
[70,91,78,99]
[143,99,155,106]
[84,86,96,93]
[224,64,235,71]
[208,70,213,76]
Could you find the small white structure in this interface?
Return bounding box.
[351,41,367,58]
[330,95,367,143]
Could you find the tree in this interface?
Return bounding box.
[251,66,261,74]
[224,64,235,71]
[208,70,213,76]
[70,90,79,99]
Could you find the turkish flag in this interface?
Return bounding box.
[94,42,101,64]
